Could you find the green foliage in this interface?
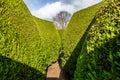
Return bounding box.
[0,0,60,79]
[61,1,104,78]
[74,1,120,80]
[58,30,65,39]
[0,55,44,80]
[33,16,61,65]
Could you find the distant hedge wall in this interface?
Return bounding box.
[61,1,104,78]
[74,1,120,80]
[0,0,60,80]
[33,17,61,65]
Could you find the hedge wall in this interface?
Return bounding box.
[61,1,104,78]
[74,0,120,80]
[33,16,61,65]
[0,0,60,79]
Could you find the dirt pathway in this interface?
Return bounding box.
[46,61,69,80]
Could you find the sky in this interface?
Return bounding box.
[24,0,102,21]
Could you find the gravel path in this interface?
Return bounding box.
[46,61,69,80]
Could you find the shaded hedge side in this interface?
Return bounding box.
[74,1,120,80]
[61,1,104,78]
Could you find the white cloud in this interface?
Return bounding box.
[32,0,101,21]
[32,2,61,20]
[32,2,74,20]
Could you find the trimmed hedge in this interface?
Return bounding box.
[58,30,65,39]
[74,0,120,80]
[61,1,104,78]
[0,0,60,79]
[33,16,61,65]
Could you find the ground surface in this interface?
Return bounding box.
[46,61,69,80]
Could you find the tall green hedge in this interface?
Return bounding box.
[33,16,61,65]
[74,0,120,80]
[0,0,60,79]
[61,1,104,78]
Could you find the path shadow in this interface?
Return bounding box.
[58,57,70,80]
[63,17,96,79]
[0,55,44,80]
[46,77,59,80]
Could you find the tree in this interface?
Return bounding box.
[53,11,71,29]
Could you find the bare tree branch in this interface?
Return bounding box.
[53,11,71,29]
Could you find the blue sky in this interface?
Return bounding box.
[24,0,58,11]
[23,0,102,21]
